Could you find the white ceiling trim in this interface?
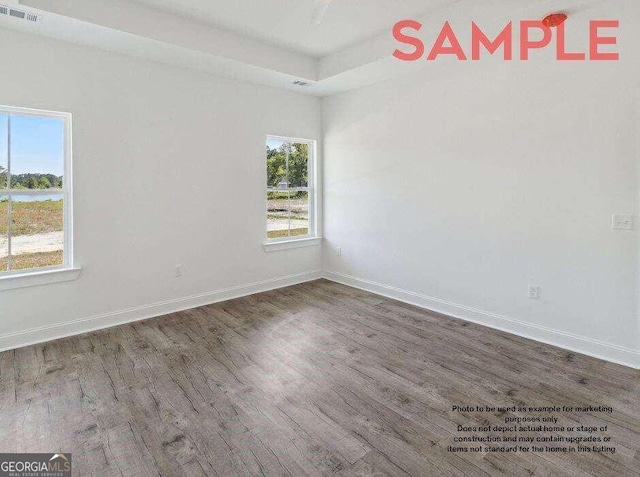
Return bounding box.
[4,0,631,97]
[20,0,318,78]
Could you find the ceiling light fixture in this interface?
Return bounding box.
[311,0,333,25]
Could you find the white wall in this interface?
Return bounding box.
[323,34,640,365]
[0,28,321,346]
[1,11,639,368]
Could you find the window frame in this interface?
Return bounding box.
[265,135,318,247]
[0,104,74,279]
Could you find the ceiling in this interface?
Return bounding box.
[12,0,637,97]
[124,0,436,57]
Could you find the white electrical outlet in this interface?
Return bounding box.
[175,264,183,277]
[337,247,342,257]
[528,286,540,300]
[612,214,633,231]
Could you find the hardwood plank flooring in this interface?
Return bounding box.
[0,279,638,476]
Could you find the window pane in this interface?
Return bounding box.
[10,114,65,190]
[288,142,309,188]
[10,194,64,270]
[0,114,7,189]
[0,195,7,271]
[266,138,288,189]
[290,191,309,237]
[267,191,290,239]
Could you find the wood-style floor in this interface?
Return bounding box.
[0,279,638,476]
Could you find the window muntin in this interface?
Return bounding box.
[0,106,72,275]
[0,195,7,264]
[266,137,315,241]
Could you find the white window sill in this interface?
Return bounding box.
[263,237,322,253]
[0,267,82,292]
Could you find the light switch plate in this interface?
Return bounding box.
[612,215,633,231]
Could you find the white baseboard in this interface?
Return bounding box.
[0,270,322,353]
[2,268,638,370]
[322,271,640,370]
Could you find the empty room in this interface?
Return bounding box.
[0,0,638,475]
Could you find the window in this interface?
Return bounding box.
[0,105,73,278]
[266,136,318,247]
